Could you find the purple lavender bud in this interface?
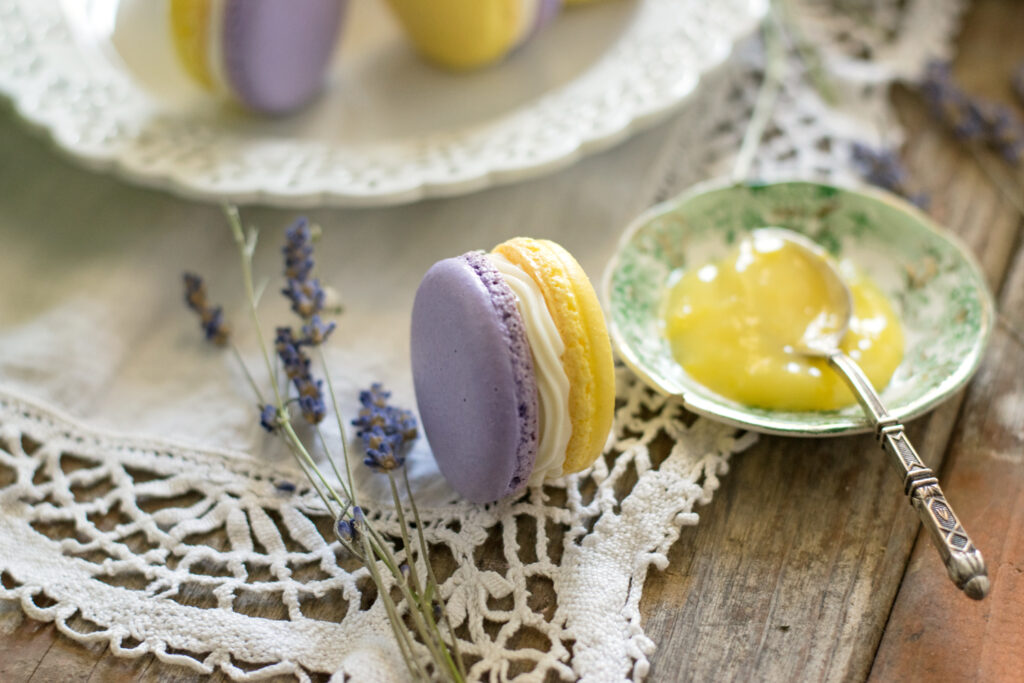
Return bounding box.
[354,383,417,472]
[298,394,326,424]
[182,272,230,345]
[284,216,312,247]
[336,518,357,544]
[850,142,928,208]
[364,444,402,472]
[275,328,309,380]
[920,60,1024,165]
[361,425,389,450]
[908,193,931,209]
[202,307,229,344]
[282,278,326,318]
[397,410,418,441]
[260,404,279,432]
[301,314,336,346]
[183,272,205,309]
[282,217,315,280]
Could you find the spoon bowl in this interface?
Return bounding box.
[749,227,853,357]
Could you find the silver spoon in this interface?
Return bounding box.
[754,227,990,600]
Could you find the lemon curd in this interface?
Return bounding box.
[662,233,904,411]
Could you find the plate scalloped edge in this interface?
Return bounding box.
[0,0,768,207]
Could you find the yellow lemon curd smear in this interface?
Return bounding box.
[663,234,904,411]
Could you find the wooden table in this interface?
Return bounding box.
[1,1,1022,680]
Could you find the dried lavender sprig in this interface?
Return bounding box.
[282,217,315,281]
[352,383,418,472]
[274,327,327,424]
[850,143,929,208]
[183,273,230,345]
[386,467,466,680]
[354,511,428,680]
[354,501,454,678]
[276,220,335,424]
[225,206,285,410]
[281,216,329,320]
[352,385,463,680]
[279,220,354,509]
[383,470,456,676]
[222,207,352,518]
[316,345,358,509]
[209,208,458,680]
[920,61,1024,165]
[402,466,467,679]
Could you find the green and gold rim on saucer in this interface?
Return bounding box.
[603,179,995,436]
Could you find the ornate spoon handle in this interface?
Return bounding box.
[828,351,989,600]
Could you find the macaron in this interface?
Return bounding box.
[410,237,615,503]
[112,0,346,114]
[384,0,563,70]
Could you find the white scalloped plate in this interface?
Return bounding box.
[0,0,766,207]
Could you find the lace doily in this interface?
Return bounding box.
[0,0,764,206]
[0,0,966,680]
[0,371,751,681]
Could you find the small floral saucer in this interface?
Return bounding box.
[603,179,995,436]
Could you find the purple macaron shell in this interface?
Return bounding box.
[410,252,540,503]
[533,0,563,34]
[221,0,345,114]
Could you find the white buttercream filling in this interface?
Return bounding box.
[487,253,572,485]
[205,0,232,98]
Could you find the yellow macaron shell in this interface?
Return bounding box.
[493,238,615,474]
[384,0,525,70]
[169,0,216,90]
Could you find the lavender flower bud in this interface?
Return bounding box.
[282,278,326,319]
[182,272,230,345]
[354,383,418,472]
[336,518,358,544]
[259,404,279,432]
[298,394,326,424]
[301,314,336,346]
[850,143,929,208]
[283,217,315,281]
[920,60,1024,165]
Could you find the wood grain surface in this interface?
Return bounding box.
[1,1,1022,681]
[643,2,1024,680]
